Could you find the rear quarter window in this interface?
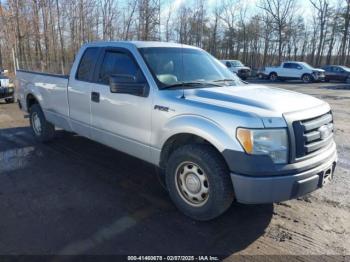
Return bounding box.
[76,47,100,81]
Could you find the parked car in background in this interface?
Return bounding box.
[262,61,325,83]
[16,41,337,221]
[0,74,15,103]
[322,65,350,83]
[221,60,251,80]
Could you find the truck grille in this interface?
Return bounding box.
[239,69,250,74]
[293,112,333,158]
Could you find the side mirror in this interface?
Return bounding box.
[226,63,232,68]
[109,74,148,97]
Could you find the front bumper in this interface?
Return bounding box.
[0,88,14,99]
[226,142,337,204]
[312,74,325,81]
[237,71,251,79]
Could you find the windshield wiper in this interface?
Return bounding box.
[213,79,236,82]
[213,78,248,84]
[162,81,222,90]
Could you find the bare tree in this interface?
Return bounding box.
[259,0,296,63]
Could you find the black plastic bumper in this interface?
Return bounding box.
[224,142,337,204]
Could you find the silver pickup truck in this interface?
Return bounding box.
[16,41,337,220]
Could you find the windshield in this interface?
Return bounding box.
[139,47,241,88]
[299,62,314,69]
[231,60,244,67]
[340,66,350,72]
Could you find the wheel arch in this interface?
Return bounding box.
[157,115,239,169]
[26,93,40,112]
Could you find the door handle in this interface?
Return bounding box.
[91,92,100,103]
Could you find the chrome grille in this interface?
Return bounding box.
[293,112,333,158]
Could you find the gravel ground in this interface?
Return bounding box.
[0,80,349,259]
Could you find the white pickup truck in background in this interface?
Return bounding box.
[262,61,325,83]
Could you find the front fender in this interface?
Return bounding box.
[156,114,242,153]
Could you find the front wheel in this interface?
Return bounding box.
[165,144,234,221]
[29,104,55,142]
[302,74,313,83]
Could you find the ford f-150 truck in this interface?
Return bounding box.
[16,42,337,220]
[262,61,325,83]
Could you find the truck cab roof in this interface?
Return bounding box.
[83,41,199,50]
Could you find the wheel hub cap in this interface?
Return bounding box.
[32,113,42,135]
[175,162,209,207]
[185,173,201,193]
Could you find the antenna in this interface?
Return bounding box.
[180,42,185,99]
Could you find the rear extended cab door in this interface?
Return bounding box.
[68,46,103,138]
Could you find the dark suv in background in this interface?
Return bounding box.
[0,74,15,103]
[323,65,350,83]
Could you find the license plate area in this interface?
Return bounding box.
[319,166,333,187]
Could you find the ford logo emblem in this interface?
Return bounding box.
[318,124,333,140]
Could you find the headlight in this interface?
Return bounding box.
[236,128,288,164]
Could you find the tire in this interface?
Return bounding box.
[29,104,55,142]
[5,97,15,103]
[324,78,330,83]
[269,72,278,82]
[346,77,350,84]
[302,74,313,83]
[165,144,234,221]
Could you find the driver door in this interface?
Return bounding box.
[90,48,152,161]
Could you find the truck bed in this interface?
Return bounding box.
[16,70,70,127]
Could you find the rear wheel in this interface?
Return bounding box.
[29,104,55,142]
[302,74,313,83]
[269,72,278,82]
[165,144,234,221]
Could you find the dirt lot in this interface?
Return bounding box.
[0,81,349,259]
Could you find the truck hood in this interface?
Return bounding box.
[234,66,250,70]
[184,84,325,118]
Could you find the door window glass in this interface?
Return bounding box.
[98,51,145,85]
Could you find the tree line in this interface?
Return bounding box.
[0,0,350,75]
